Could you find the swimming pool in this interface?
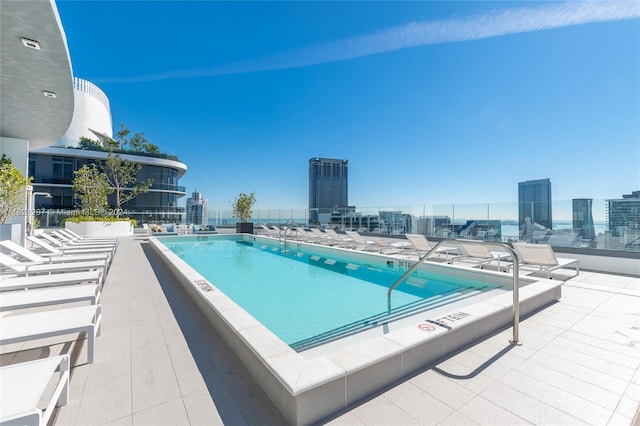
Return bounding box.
[159,236,502,348]
[150,234,561,425]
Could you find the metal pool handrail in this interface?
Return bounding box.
[386,239,522,345]
[278,220,299,252]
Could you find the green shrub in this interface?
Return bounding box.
[62,215,136,227]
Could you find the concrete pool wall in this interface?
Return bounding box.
[149,235,562,425]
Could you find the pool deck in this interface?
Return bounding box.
[2,235,639,425]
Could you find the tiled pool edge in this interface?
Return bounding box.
[149,236,562,425]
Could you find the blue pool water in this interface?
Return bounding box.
[159,236,500,346]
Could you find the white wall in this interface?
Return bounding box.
[56,79,112,147]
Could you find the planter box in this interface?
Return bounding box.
[0,223,22,249]
[235,222,254,234]
[66,221,133,237]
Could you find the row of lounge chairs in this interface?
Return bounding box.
[259,226,579,279]
[0,228,117,425]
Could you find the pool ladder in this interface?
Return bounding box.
[278,220,298,253]
[387,239,522,346]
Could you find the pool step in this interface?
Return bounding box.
[290,285,491,352]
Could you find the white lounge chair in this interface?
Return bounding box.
[27,235,115,259]
[452,241,510,271]
[0,240,111,266]
[343,231,409,255]
[510,242,580,279]
[0,354,70,426]
[0,304,102,364]
[404,234,459,260]
[324,229,354,247]
[0,270,102,292]
[260,224,279,237]
[38,232,116,255]
[294,228,320,243]
[373,238,407,256]
[344,231,380,252]
[403,234,435,256]
[0,252,107,277]
[310,228,342,245]
[50,231,116,249]
[0,283,101,312]
[58,228,117,243]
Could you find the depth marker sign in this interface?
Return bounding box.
[418,323,436,332]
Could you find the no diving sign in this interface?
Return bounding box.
[418,323,436,332]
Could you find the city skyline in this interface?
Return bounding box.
[56,1,640,210]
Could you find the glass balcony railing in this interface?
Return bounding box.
[33,176,73,185]
[32,178,186,193]
[128,206,186,213]
[149,183,186,192]
[205,199,640,253]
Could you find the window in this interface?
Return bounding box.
[52,156,74,183]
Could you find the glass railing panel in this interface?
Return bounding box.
[200,198,638,253]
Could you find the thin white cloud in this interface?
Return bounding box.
[97,1,640,83]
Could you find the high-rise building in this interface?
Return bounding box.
[518,178,553,240]
[308,157,348,224]
[378,211,412,235]
[186,190,208,226]
[572,198,596,244]
[416,216,451,237]
[606,191,640,251]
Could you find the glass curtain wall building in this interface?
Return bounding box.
[518,178,553,241]
[606,191,640,251]
[573,198,596,246]
[29,147,187,225]
[186,190,208,226]
[308,157,348,224]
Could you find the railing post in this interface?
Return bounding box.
[387,239,522,346]
[509,258,522,346]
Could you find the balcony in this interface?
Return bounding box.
[32,176,73,185]
[32,178,186,194]
[149,183,186,192]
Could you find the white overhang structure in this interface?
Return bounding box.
[1,0,74,150]
[1,0,74,242]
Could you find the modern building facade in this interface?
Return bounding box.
[308,157,348,224]
[378,211,412,235]
[606,190,640,251]
[28,77,187,225]
[186,190,208,226]
[1,1,75,241]
[518,178,553,240]
[55,78,113,147]
[416,216,451,237]
[573,198,596,245]
[29,146,187,225]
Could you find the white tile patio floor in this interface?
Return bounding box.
[1,236,638,425]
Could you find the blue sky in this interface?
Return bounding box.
[56,1,639,211]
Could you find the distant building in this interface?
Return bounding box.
[457,220,502,241]
[572,198,596,245]
[518,178,553,240]
[416,216,451,237]
[378,211,412,235]
[606,191,640,251]
[186,190,208,226]
[309,157,348,224]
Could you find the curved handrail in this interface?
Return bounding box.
[278,220,299,251]
[387,239,521,345]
